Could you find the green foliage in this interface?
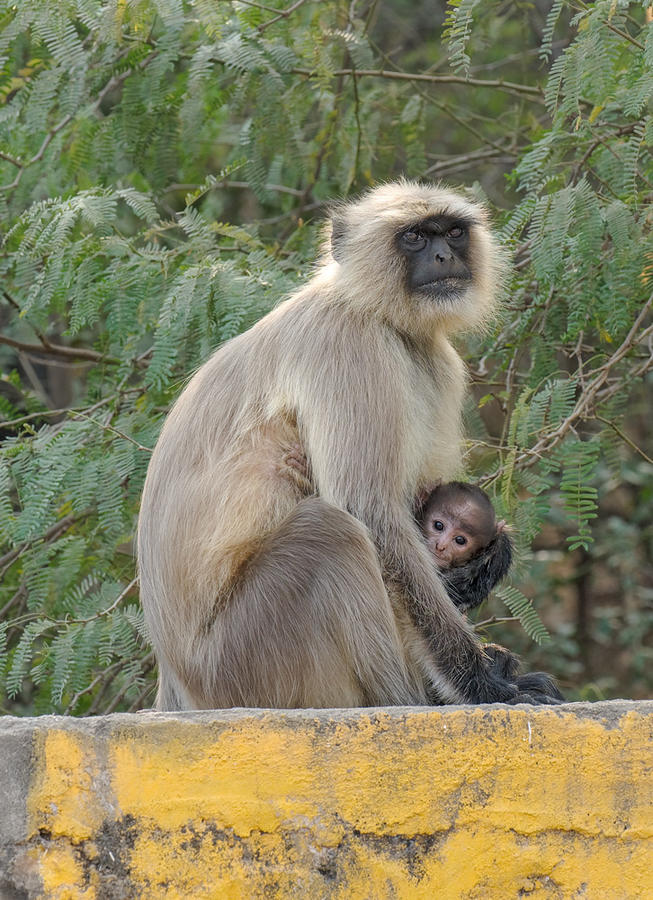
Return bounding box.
[0,1,651,712]
[556,438,601,552]
[443,0,483,75]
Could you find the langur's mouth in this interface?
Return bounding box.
[417,275,472,295]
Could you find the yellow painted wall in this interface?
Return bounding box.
[5,702,653,898]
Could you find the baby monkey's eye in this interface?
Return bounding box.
[448,225,465,239]
[433,520,444,531]
[454,535,467,545]
[403,230,422,243]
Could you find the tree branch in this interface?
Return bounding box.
[0,51,159,193]
[257,0,309,32]
[70,412,153,453]
[593,415,653,465]
[0,332,114,364]
[0,513,83,573]
[290,66,544,98]
[482,293,653,486]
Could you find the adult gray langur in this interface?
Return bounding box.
[138,179,562,709]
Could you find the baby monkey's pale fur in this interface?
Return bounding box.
[138,180,539,710]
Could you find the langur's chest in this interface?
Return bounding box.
[407,362,452,426]
[406,361,463,477]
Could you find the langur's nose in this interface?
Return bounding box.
[432,236,454,263]
[435,251,453,263]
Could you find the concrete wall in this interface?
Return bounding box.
[1,701,651,899]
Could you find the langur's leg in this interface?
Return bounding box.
[182,497,426,709]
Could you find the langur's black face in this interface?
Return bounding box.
[396,215,473,300]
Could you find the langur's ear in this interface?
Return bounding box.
[330,212,347,262]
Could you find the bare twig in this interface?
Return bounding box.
[70,412,153,452]
[594,414,653,465]
[424,147,514,177]
[64,668,116,715]
[0,391,124,429]
[164,179,303,197]
[599,18,645,50]
[256,0,309,32]
[0,112,73,192]
[573,123,639,178]
[574,0,645,49]
[74,577,138,624]
[66,651,154,715]
[2,290,117,363]
[126,678,157,713]
[17,352,54,409]
[101,652,155,715]
[0,151,22,167]
[0,585,26,619]
[473,615,520,629]
[6,576,138,632]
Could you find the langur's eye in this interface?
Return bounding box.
[433,520,444,531]
[454,535,467,545]
[448,226,465,239]
[401,229,426,250]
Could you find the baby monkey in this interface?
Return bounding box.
[283,446,512,614]
[415,481,513,613]
[416,483,562,701]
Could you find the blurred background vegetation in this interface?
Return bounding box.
[0,0,651,714]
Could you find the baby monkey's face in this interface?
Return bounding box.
[421,496,494,568]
